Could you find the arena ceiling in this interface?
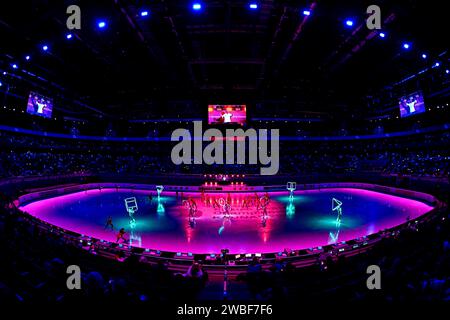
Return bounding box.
[0,0,447,118]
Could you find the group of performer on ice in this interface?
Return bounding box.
[195,191,270,210]
[104,190,273,242]
[104,216,128,243]
[182,191,271,229]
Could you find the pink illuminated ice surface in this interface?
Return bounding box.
[20,188,434,254]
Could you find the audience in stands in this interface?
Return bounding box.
[0,131,449,178]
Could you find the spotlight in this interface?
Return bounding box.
[42,45,49,51]
[421,53,427,59]
[11,63,18,69]
[192,3,202,11]
[345,20,354,27]
[25,55,30,60]
[140,10,149,17]
[402,43,411,50]
[249,3,258,9]
[435,62,440,67]
[446,70,449,74]
[66,33,73,40]
[0,81,2,87]
[379,32,386,38]
[303,10,311,16]
[97,20,107,29]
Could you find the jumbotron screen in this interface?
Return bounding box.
[208,104,247,125]
[399,91,426,118]
[26,91,53,118]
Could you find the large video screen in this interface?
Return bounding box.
[26,91,53,118]
[208,104,246,125]
[399,91,425,118]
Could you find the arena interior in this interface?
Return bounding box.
[0,0,449,309]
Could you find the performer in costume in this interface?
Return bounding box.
[116,228,127,243]
[222,110,233,123]
[406,98,417,113]
[35,99,46,114]
[104,216,114,230]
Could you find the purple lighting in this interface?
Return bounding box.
[303,10,311,16]
[345,19,354,27]
[379,32,386,38]
[403,42,411,50]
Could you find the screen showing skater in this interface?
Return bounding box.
[208,105,247,125]
[399,91,426,118]
[26,91,53,118]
